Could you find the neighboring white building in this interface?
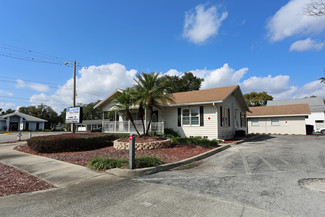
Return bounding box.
[247,104,310,135]
[267,97,325,132]
[94,85,250,140]
[0,111,47,131]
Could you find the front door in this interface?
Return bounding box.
[152,111,158,122]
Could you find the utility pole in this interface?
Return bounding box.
[72,60,76,134]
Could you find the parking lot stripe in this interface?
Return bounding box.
[256,154,279,172]
[239,150,251,175]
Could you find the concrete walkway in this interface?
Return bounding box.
[0,142,108,187]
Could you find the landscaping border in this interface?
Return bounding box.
[106,144,230,178]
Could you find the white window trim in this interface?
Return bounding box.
[182,107,200,126]
[271,118,280,126]
[251,119,259,126]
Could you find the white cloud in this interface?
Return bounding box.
[191,63,248,89]
[16,79,49,92]
[164,69,182,77]
[26,62,325,112]
[0,102,16,111]
[293,80,325,98]
[183,4,228,44]
[29,63,137,112]
[290,38,325,51]
[0,89,13,96]
[267,0,325,41]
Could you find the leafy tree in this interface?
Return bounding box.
[2,108,16,115]
[81,100,102,120]
[320,75,325,83]
[0,108,2,115]
[306,0,325,16]
[111,88,141,135]
[134,72,174,135]
[244,92,273,107]
[19,104,59,129]
[160,72,204,93]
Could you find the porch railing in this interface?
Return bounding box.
[102,120,164,134]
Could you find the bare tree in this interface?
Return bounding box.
[306,0,325,16]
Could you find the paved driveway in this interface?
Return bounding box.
[138,135,325,217]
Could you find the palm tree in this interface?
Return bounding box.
[134,72,174,135]
[320,75,325,83]
[110,88,141,135]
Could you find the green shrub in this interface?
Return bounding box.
[27,133,128,153]
[163,128,180,138]
[171,137,219,148]
[88,157,128,170]
[88,156,163,170]
[135,156,163,168]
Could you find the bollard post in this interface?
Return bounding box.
[29,132,32,139]
[129,134,135,169]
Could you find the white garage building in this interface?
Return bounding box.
[267,97,325,132]
[247,104,310,135]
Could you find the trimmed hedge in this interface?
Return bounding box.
[171,137,219,148]
[27,133,128,153]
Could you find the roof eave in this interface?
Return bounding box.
[94,89,123,109]
[166,100,223,107]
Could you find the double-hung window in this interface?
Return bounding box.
[251,119,259,126]
[271,118,279,126]
[182,108,199,126]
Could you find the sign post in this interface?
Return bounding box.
[129,134,135,169]
[65,107,82,133]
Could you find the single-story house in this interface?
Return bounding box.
[267,97,325,132]
[0,111,47,131]
[94,85,249,140]
[247,104,310,135]
[76,119,102,132]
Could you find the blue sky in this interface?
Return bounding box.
[0,0,325,112]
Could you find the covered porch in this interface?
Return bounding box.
[102,120,164,134]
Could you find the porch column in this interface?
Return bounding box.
[20,117,23,131]
[6,117,10,131]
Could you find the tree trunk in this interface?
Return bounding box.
[126,110,141,136]
[138,102,146,135]
[145,107,153,135]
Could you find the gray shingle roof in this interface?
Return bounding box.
[267,97,325,112]
[0,111,47,122]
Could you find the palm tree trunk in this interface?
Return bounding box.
[138,102,146,135]
[145,107,153,135]
[126,110,141,136]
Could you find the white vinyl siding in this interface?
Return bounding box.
[217,95,247,139]
[164,105,218,139]
[248,116,306,135]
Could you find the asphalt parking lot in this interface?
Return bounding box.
[138,135,325,217]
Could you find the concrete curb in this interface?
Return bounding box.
[106,144,230,178]
[230,135,264,145]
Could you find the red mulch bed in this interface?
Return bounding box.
[15,143,217,167]
[0,162,55,197]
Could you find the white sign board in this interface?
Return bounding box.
[66,107,82,123]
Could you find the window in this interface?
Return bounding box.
[271,118,280,126]
[220,106,231,127]
[252,119,259,126]
[182,107,199,126]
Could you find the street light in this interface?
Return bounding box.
[64,60,77,133]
